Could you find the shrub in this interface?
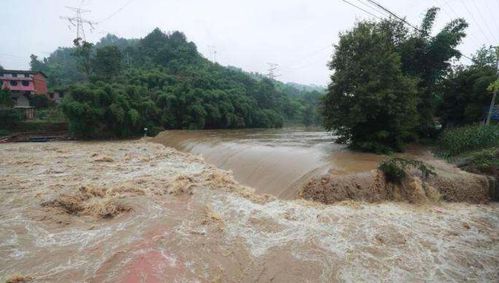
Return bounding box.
[466,148,499,174]
[30,95,53,108]
[36,107,66,122]
[0,109,22,129]
[379,157,436,183]
[438,124,499,157]
[0,129,10,136]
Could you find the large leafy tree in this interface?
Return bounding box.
[93,45,123,80]
[323,21,418,153]
[73,38,94,79]
[398,7,468,136]
[323,7,468,151]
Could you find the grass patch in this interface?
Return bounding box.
[460,148,499,176]
[438,124,499,157]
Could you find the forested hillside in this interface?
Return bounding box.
[30,29,323,137]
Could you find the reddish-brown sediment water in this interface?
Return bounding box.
[152,128,384,199]
[1,140,498,282]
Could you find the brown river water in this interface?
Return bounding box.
[152,128,384,199]
[1,136,498,282]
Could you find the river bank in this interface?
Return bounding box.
[1,140,498,282]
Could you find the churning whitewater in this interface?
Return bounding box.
[0,141,498,282]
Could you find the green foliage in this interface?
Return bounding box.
[73,39,94,78]
[93,45,123,80]
[31,48,85,87]
[379,157,436,183]
[438,124,499,157]
[322,7,469,152]
[61,82,158,138]
[466,148,499,173]
[0,89,13,107]
[0,109,22,129]
[37,28,320,137]
[440,47,497,126]
[398,10,468,136]
[0,129,9,136]
[488,79,499,93]
[36,107,66,123]
[323,21,418,153]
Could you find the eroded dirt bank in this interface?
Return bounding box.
[1,141,498,282]
[301,158,493,204]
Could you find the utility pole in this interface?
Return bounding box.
[485,46,499,125]
[60,6,97,41]
[267,63,280,80]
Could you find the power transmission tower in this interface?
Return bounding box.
[485,46,499,125]
[208,45,217,63]
[60,6,97,41]
[267,63,280,80]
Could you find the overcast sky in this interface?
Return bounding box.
[1,0,498,85]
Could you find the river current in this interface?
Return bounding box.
[153,128,384,198]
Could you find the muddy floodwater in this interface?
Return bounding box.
[152,128,384,198]
[1,141,498,282]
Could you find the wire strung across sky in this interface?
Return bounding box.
[340,0,480,61]
[97,0,137,23]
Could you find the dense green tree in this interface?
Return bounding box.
[73,38,94,79]
[0,89,13,107]
[93,45,123,80]
[30,55,47,73]
[322,7,469,151]
[397,7,468,136]
[36,28,323,137]
[323,21,418,152]
[440,47,497,126]
[61,82,159,138]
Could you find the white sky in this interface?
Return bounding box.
[1,0,498,86]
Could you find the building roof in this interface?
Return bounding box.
[0,69,47,78]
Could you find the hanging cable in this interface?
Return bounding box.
[341,0,384,20]
[98,0,136,23]
[459,0,493,43]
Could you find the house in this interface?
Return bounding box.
[0,70,48,119]
[0,70,48,106]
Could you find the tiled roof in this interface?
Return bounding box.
[0,70,47,78]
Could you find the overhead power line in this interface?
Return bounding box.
[341,0,474,61]
[341,0,383,20]
[98,0,136,23]
[353,0,388,18]
[469,0,497,43]
[365,0,422,32]
[459,0,493,44]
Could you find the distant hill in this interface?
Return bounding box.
[284,82,325,93]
